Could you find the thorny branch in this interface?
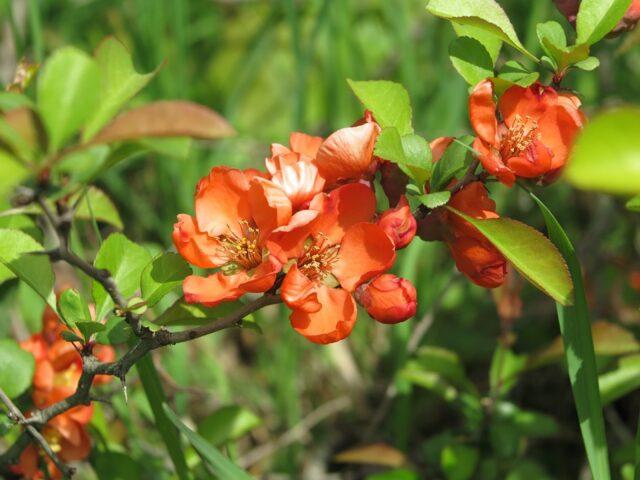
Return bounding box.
[0,187,281,476]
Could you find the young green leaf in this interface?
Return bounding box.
[92,233,152,320]
[449,36,494,87]
[92,101,235,144]
[626,195,640,212]
[530,192,611,480]
[0,339,35,398]
[429,136,473,192]
[75,321,106,341]
[441,444,479,480]
[452,23,502,64]
[197,405,262,446]
[71,187,123,229]
[347,80,413,135]
[576,0,633,45]
[599,355,640,405]
[37,46,100,153]
[83,36,160,141]
[446,209,574,305]
[140,253,191,308]
[58,288,91,329]
[374,128,432,189]
[573,56,600,71]
[163,403,254,480]
[419,191,451,209]
[61,330,84,344]
[426,0,537,61]
[564,108,640,195]
[0,228,56,309]
[156,297,245,326]
[495,61,540,90]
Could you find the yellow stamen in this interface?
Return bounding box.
[217,220,263,271]
[298,235,339,281]
[502,114,539,157]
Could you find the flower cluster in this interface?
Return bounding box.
[13,305,114,479]
[174,79,584,344]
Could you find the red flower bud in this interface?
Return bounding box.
[448,235,507,289]
[356,274,417,324]
[377,196,417,249]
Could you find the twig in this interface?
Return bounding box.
[0,388,75,478]
[237,396,351,469]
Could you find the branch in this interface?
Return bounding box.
[0,388,75,479]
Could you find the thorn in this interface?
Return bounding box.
[120,376,128,404]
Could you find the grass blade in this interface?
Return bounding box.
[530,191,610,480]
[163,403,254,480]
[133,350,191,480]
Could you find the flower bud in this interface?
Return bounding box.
[448,235,507,288]
[356,274,417,324]
[377,196,417,249]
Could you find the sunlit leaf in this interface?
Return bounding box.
[564,108,640,195]
[426,0,536,60]
[155,297,245,326]
[37,46,100,152]
[347,80,413,135]
[449,36,494,87]
[198,405,262,446]
[140,253,191,308]
[83,36,159,141]
[0,339,35,398]
[71,187,123,229]
[576,0,633,45]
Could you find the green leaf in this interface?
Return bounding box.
[155,297,245,326]
[72,187,123,229]
[447,209,573,305]
[163,403,254,480]
[83,37,159,141]
[426,0,537,61]
[140,253,191,308]
[413,346,477,394]
[75,321,106,341]
[452,23,502,64]
[599,355,640,405]
[366,469,420,480]
[530,192,611,480]
[0,228,56,309]
[419,191,451,209]
[576,0,633,45]
[627,195,640,212]
[449,36,494,87]
[92,233,152,320]
[37,46,100,153]
[441,444,479,480]
[198,405,262,446]
[574,56,600,71]
[430,136,474,192]
[564,108,640,195]
[347,80,413,135]
[537,22,591,72]
[58,288,91,329]
[0,92,34,111]
[0,339,35,398]
[489,345,527,397]
[495,61,540,90]
[61,330,84,343]
[93,451,143,479]
[135,356,190,480]
[374,128,432,189]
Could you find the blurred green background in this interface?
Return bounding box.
[2,0,640,478]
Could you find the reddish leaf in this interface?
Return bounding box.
[91,100,235,144]
[333,443,407,467]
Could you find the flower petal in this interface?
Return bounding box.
[473,137,515,187]
[183,273,245,307]
[430,137,454,163]
[333,222,396,292]
[315,123,379,185]
[281,264,321,313]
[195,167,251,237]
[266,209,320,262]
[239,256,281,293]
[290,284,356,344]
[173,214,224,268]
[506,140,553,178]
[272,161,325,208]
[248,177,292,238]
[469,80,499,146]
[289,132,323,158]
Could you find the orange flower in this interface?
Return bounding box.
[274,183,396,344]
[356,274,417,324]
[13,412,91,480]
[377,196,417,249]
[446,182,507,288]
[266,132,326,208]
[313,119,380,187]
[174,166,301,307]
[469,80,584,186]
